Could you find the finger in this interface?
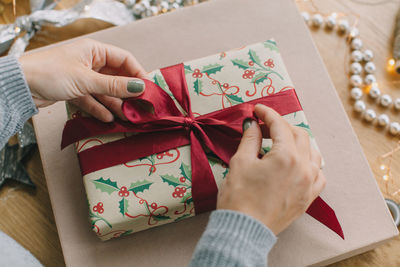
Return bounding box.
[292,126,311,158]
[69,95,114,122]
[90,41,148,79]
[235,119,262,158]
[310,148,322,167]
[311,170,326,199]
[254,104,296,151]
[85,70,146,99]
[93,94,127,121]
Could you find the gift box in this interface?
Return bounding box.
[62,39,343,241]
[33,0,398,265]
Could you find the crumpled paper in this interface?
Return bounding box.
[0,0,134,57]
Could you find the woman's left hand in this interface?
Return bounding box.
[19,38,148,122]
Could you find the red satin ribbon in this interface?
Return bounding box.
[62,63,344,239]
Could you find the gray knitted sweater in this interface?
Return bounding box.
[0,55,277,266]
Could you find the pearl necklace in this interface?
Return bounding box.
[301,12,400,136]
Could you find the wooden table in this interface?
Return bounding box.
[1,0,400,266]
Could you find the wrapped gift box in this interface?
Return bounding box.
[32,0,398,266]
[63,40,327,240]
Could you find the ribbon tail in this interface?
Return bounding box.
[306,196,344,239]
[190,131,218,214]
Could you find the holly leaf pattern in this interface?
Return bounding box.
[153,74,168,91]
[153,214,171,221]
[128,180,153,194]
[174,214,191,222]
[120,230,133,237]
[184,64,194,74]
[296,122,313,137]
[181,193,193,205]
[225,94,244,105]
[161,174,183,187]
[231,58,249,70]
[262,146,271,154]
[264,40,279,52]
[222,168,229,178]
[92,177,119,195]
[251,72,269,84]
[119,198,128,216]
[248,49,262,67]
[194,79,203,95]
[202,63,224,75]
[179,162,192,182]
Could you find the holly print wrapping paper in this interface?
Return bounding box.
[67,39,320,241]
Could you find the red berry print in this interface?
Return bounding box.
[179,176,186,183]
[264,59,275,68]
[118,186,129,197]
[172,187,187,198]
[242,70,255,79]
[150,202,158,209]
[71,111,82,119]
[222,83,229,89]
[248,61,254,66]
[93,202,104,214]
[192,68,203,78]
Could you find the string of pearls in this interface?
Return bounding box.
[124,0,203,18]
[301,12,400,136]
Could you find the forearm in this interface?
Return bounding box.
[0,56,37,149]
[190,210,277,267]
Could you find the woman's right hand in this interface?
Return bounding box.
[217,104,326,235]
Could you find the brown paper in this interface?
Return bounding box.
[32,0,398,265]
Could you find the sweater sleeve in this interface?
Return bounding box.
[190,210,277,267]
[0,56,37,149]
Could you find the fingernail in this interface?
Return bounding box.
[243,119,255,132]
[127,79,145,93]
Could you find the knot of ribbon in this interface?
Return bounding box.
[62,63,344,239]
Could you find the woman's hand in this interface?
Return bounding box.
[19,38,148,122]
[217,104,326,235]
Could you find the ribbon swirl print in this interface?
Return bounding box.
[62,63,344,239]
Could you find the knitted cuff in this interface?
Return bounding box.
[0,56,37,148]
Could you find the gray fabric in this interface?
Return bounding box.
[190,210,277,267]
[0,231,42,266]
[0,55,37,149]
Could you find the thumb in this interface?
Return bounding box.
[86,71,146,98]
[235,119,262,158]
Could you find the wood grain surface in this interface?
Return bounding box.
[0,0,400,266]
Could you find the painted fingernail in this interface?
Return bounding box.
[243,119,254,132]
[127,79,145,93]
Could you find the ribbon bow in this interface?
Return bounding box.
[62,63,344,239]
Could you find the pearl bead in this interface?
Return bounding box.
[160,1,169,10]
[369,86,381,99]
[350,62,362,74]
[325,15,336,29]
[364,62,376,73]
[133,3,145,15]
[350,87,363,100]
[349,27,359,38]
[354,100,366,112]
[389,122,400,135]
[338,19,349,32]
[377,114,390,127]
[380,94,392,107]
[364,74,376,85]
[351,38,363,50]
[364,109,376,122]
[350,74,362,87]
[351,50,363,62]
[311,14,323,27]
[301,12,310,23]
[363,50,374,61]
[394,98,400,110]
